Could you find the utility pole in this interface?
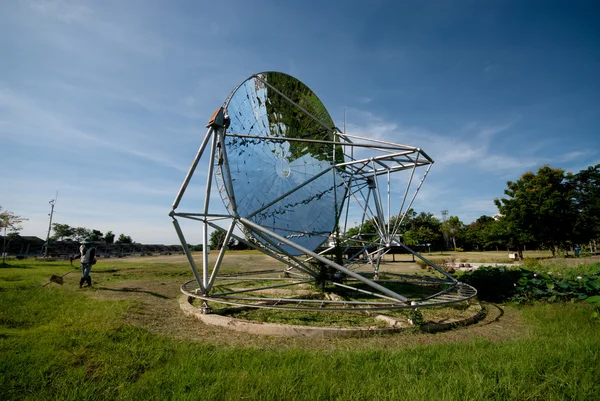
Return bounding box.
[441,209,449,253]
[44,192,57,258]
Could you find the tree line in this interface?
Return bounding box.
[345,164,600,259]
[206,164,599,257]
[51,223,133,244]
[4,164,599,259]
[1,206,27,264]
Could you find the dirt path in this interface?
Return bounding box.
[89,272,531,350]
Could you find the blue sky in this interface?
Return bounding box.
[1,0,599,244]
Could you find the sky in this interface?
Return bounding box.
[1,0,599,245]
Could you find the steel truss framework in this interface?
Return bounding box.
[170,76,476,312]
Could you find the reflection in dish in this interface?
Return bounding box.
[217,72,345,255]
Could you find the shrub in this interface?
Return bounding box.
[588,296,600,321]
[512,271,600,304]
[458,266,524,302]
[407,309,424,326]
[457,264,600,304]
[522,257,542,270]
[416,258,447,269]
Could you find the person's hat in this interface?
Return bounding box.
[82,238,92,244]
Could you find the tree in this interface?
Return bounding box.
[464,215,496,251]
[209,230,234,250]
[104,231,115,244]
[486,217,509,251]
[116,234,133,244]
[1,207,27,265]
[569,164,600,249]
[344,219,378,245]
[495,165,574,258]
[89,229,103,242]
[415,226,441,247]
[72,227,92,242]
[51,223,74,241]
[403,212,442,249]
[441,216,464,251]
[389,208,417,234]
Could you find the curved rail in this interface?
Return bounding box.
[181,277,477,312]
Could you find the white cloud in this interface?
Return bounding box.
[24,0,92,22]
[24,0,163,58]
[332,109,539,224]
[558,150,596,163]
[0,88,188,172]
[345,108,532,176]
[481,154,539,175]
[355,96,373,104]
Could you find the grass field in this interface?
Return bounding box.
[1,252,599,400]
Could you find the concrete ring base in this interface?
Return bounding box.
[179,296,486,338]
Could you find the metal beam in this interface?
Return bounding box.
[240,217,409,302]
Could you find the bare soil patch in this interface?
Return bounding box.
[85,251,531,350]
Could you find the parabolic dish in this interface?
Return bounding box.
[216,72,346,255]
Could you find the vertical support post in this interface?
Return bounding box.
[368,172,386,241]
[207,220,237,290]
[341,175,353,234]
[217,130,238,215]
[44,197,56,257]
[202,223,209,289]
[172,217,205,293]
[202,130,219,289]
[387,169,391,242]
[396,156,418,226]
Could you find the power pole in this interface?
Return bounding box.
[44,193,57,258]
[441,209,449,252]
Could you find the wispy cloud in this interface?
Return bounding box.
[0,88,188,171]
[345,108,531,175]
[355,96,373,104]
[482,63,498,73]
[558,150,596,163]
[0,88,101,143]
[24,0,163,58]
[24,0,92,22]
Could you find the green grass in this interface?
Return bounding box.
[1,257,599,400]
[417,250,553,263]
[225,308,390,328]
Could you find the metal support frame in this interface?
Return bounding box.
[171,108,475,312]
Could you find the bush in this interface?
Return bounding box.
[589,296,600,321]
[512,271,600,304]
[457,264,600,304]
[407,309,424,326]
[416,257,456,272]
[521,257,542,270]
[458,266,524,302]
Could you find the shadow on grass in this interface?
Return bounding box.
[96,286,170,299]
[1,263,35,269]
[479,302,505,325]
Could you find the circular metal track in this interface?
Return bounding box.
[181,276,477,312]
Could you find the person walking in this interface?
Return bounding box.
[78,238,96,288]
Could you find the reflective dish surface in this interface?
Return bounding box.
[218,72,345,254]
